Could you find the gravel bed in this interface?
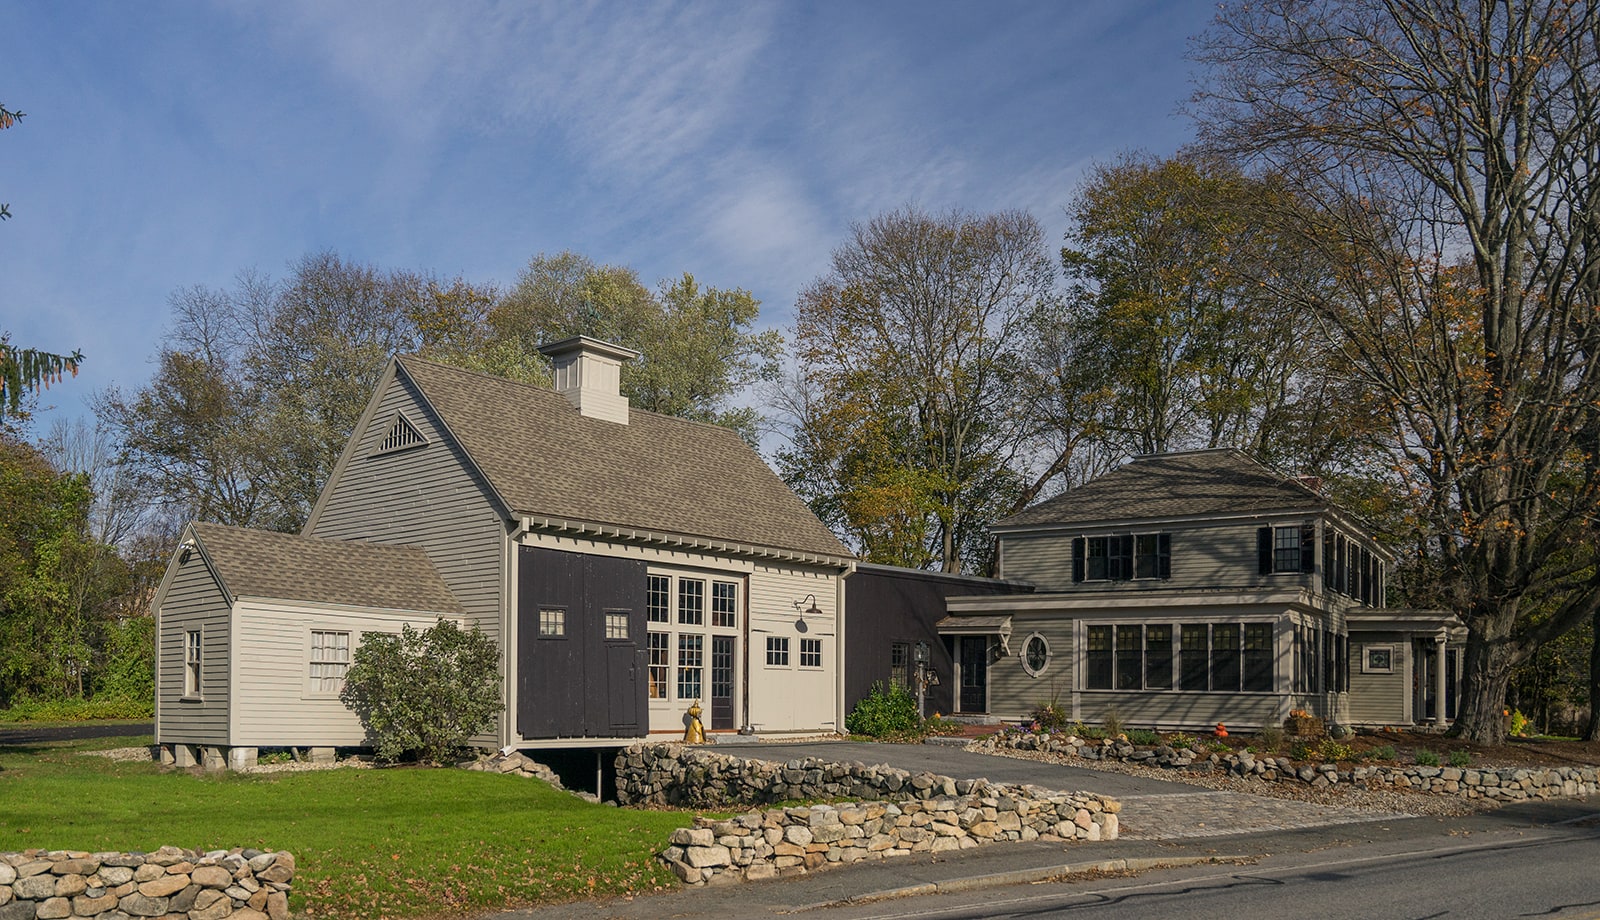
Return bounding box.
[977,745,1487,817]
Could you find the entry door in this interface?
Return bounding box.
[959,636,989,713]
[710,635,736,730]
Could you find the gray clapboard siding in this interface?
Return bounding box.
[308,372,509,741]
[1000,520,1316,594]
[1349,633,1408,724]
[310,372,507,640]
[987,614,1074,720]
[156,558,231,745]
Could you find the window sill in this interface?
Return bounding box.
[179,695,204,703]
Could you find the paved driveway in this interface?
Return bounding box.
[716,740,1412,839]
[0,721,153,746]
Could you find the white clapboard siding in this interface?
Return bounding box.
[229,601,446,746]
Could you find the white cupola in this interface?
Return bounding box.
[536,335,640,424]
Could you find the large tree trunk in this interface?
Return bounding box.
[1453,622,1517,744]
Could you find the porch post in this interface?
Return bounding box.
[1434,636,1448,727]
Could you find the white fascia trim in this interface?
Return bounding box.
[945,586,1317,613]
[520,515,853,570]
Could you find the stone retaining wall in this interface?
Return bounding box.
[616,744,1119,886]
[0,847,293,920]
[976,732,1600,801]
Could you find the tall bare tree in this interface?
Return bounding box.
[780,207,1055,573]
[1195,0,1600,742]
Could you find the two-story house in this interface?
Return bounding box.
[934,449,1463,731]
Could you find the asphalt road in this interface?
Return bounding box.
[0,721,152,746]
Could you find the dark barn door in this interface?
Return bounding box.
[710,635,736,730]
[517,547,647,739]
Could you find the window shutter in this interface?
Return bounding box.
[1301,521,1317,574]
[1257,527,1273,574]
[1158,532,1172,579]
[1072,537,1085,583]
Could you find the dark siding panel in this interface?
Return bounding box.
[516,547,646,739]
[843,568,1035,715]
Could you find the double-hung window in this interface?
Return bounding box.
[184,629,202,697]
[309,630,350,693]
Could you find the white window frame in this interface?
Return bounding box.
[766,636,790,668]
[648,569,742,703]
[1020,632,1051,677]
[799,637,823,669]
[307,629,352,696]
[183,628,202,698]
[1363,644,1396,674]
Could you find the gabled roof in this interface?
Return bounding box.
[394,357,852,561]
[188,522,465,614]
[995,448,1325,531]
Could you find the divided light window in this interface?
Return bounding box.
[766,636,790,667]
[1074,534,1171,583]
[1259,523,1316,575]
[184,629,202,697]
[1211,624,1241,692]
[648,633,669,699]
[1243,624,1273,692]
[1083,622,1273,693]
[1115,625,1143,690]
[677,635,703,699]
[1145,625,1173,690]
[678,579,704,625]
[800,638,823,668]
[1084,626,1113,690]
[1180,625,1210,691]
[711,581,738,627]
[309,630,350,693]
[648,575,671,623]
[890,642,910,689]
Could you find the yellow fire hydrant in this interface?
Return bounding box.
[684,699,707,744]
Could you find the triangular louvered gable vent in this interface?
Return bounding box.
[374,412,428,454]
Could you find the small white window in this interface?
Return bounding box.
[799,638,822,669]
[309,630,351,693]
[1363,645,1395,674]
[539,608,566,638]
[766,636,789,667]
[1021,632,1051,677]
[605,611,630,640]
[184,629,202,697]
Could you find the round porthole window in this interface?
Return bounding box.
[1021,632,1050,677]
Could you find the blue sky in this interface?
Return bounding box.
[3,1,1214,429]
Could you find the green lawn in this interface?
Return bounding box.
[0,734,691,919]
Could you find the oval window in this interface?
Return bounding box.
[1021,633,1050,677]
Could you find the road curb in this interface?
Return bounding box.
[789,854,1249,911]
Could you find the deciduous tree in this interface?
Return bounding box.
[1195,0,1600,743]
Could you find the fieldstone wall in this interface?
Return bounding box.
[616,744,1119,886]
[976,732,1600,801]
[0,847,293,920]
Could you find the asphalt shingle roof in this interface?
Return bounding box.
[397,357,852,560]
[996,448,1325,530]
[190,521,465,614]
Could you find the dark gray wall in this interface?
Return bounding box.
[844,565,1033,716]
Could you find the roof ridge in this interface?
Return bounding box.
[396,353,747,440]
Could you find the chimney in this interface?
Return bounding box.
[536,336,640,424]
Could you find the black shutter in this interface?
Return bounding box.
[1072,537,1085,583]
[1301,521,1317,574]
[1158,532,1172,579]
[1257,527,1273,574]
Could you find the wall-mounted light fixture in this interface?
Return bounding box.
[792,594,823,621]
[177,539,196,564]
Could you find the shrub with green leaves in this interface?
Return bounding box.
[845,681,921,737]
[1126,729,1159,745]
[1316,738,1357,762]
[340,619,503,764]
[1029,699,1069,732]
[1099,707,1125,738]
[1415,750,1441,767]
[1255,725,1285,753]
[1371,744,1397,762]
[1448,749,1471,768]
